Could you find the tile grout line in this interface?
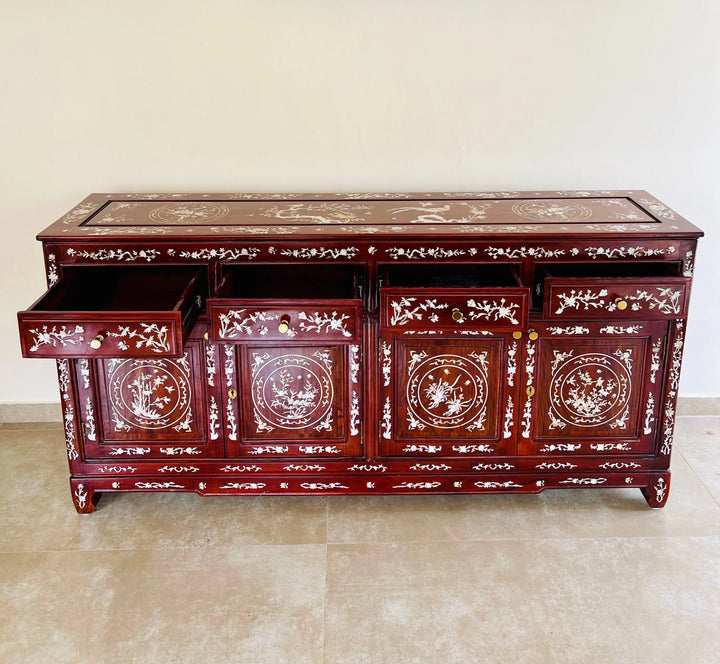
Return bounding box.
[321,499,329,664]
[675,446,720,511]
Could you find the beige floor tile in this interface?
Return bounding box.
[0,421,63,431]
[0,544,326,664]
[674,416,720,506]
[326,448,720,544]
[324,536,720,664]
[0,429,329,551]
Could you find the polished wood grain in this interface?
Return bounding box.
[19,191,702,512]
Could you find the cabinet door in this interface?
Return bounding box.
[225,342,362,457]
[77,335,222,459]
[517,322,667,455]
[379,334,519,456]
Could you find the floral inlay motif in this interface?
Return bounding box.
[662,322,684,455]
[28,325,85,352]
[393,482,442,490]
[108,356,192,431]
[386,247,473,260]
[262,202,372,224]
[559,477,607,485]
[47,252,58,286]
[485,246,565,260]
[548,326,590,335]
[389,297,448,326]
[300,482,349,490]
[584,246,671,260]
[107,323,171,354]
[406,352,489,432]
[474,481,522,489]
[178,247,261,261]
[548,349,632,430]
[135,481,184,489]
[217,310,280,339]
[58,360,78,461]
[553,287,682,316]
[388,202,491,224]
[297,311,353,337]
[452,444,494,453]
[466,298,521,326]
[473,462,516,471]
[220,482,267,490]
[66,248,161,262]
[401,444,441,453]
[599,325,642,335]
[279,247,359,260]
[409,463,452,472]
[109,446,151,455]
[521,337,536,438]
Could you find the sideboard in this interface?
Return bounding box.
[17,191,702,512]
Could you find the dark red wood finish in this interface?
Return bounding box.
[18,191,702,512]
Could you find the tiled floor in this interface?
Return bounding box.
[1,419,719,664]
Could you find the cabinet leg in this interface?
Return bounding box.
[640,473,670,509]
[70,479,101,514]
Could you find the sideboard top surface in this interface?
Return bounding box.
[38,190,703,241]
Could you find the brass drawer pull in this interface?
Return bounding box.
[615,298,628,311]
[278,316,291,334]
[451,308,464,323]
[89,334,104,350]
[528,330,539,341]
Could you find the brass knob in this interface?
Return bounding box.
[615,298,628,311]
[526,386,536,397]
[203,332,209,340]
[278,316,291,334]
[228,388,237,400]
[89,334,104,350]
[528,330,539,341]
[451,308,464,323]
[512,331,523,340]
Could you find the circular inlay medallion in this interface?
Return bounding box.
[550,353,631,427]
[406,354,488,429]
[149,203,230,224]
[512,201,593,222]
[252,354,333,430]
[110,359,191,429]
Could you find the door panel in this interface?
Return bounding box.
[380,335,518,456]
[518,321,667,455]
[226,343,363,457]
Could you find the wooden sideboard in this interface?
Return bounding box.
[17,191,702,512]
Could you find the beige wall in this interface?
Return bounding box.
[1,0,718,404]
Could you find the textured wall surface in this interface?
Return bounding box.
[1,0,718,403]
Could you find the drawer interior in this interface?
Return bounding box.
[216,264,362,299]
[33,266,204,312]
[538,261,681,280]
[381,263,522,288]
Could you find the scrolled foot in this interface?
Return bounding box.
[70,479,101,514]
[640,473,670,508]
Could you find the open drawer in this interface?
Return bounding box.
[380,263,529,331]
[18,266,205,358]
[207,264,363,343]
[539,263,691,320]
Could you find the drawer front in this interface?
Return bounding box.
[207,300,362,343]
[382,288,530,331]
[18,314,183,359]
[544,278,690,320]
